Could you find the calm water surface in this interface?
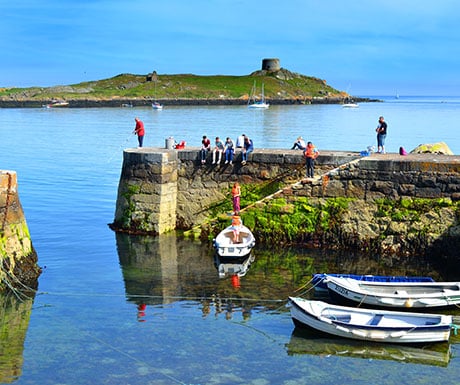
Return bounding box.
[1,97,460,384]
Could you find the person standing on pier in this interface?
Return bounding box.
[304,141,319,178]
[231,182,241,214]
[376,116,387,154]
[133,117,145,147]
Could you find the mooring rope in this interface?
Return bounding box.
[87,333,190,384]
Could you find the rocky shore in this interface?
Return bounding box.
[0,96,376,108]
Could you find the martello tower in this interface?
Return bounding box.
[261,58,280,71]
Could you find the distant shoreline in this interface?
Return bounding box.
[0,96,378,108]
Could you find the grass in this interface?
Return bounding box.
[0,70,347,101]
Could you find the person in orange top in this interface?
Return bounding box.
[231,182,241,215]
[304,141,319,178]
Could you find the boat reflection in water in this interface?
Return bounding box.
[115,233,258,321]
[214,253,255,279]
[286,327,452,367]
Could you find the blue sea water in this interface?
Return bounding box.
[1,97,460,384]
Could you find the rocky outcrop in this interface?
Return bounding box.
[411,142,454,155]
[0,171,41,293]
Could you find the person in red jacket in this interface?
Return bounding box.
[133,117,145,147]
[304,141,319,178]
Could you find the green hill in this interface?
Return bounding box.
[0,68,349,104]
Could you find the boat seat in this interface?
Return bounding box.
[368,314,383,326]
[328,314,351,323]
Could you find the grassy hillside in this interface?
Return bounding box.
[0,69,347,102]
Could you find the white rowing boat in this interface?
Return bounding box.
[325,275,460,309]
[213,223,255,258]
[288,297,452,344]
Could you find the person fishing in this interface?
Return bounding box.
[133,117,145,147]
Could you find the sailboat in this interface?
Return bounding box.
[151,71,163,110]
[248,81,269,109]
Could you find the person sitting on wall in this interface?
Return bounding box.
[241,135,254,165]
[291,136,306,150]
[212,136,225,164]
[224,137,235,164]
[200,135,211,164]
[236,134,245,148]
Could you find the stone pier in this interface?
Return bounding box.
[111,147,360,234]
[113,149,179,234]
[0,170,40,292]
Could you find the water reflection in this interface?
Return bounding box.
[286,327,452,367]
[115,232,455,311]
[213,253,255,279]
[0,292,35,383]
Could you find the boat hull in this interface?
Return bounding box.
[248,103,269,109]
[312,273,434,293]
[288,297,452,344]
[325,276,460,309]
[213,225,255,258]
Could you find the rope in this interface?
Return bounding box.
[88,333,189,384]
[451,323,459,335]
[356,293,368,308]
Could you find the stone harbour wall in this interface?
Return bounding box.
[111,148,460,258]
[111,148,360,233]
[0,171,40,292]
[290,154,460,201]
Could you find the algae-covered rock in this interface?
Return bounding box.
[410,142,454,155]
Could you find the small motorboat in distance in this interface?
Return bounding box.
[325,275,460,309]
[42,100,69,108]
[288,297,453,344]
[213,216,255,258]
[151,101,163,110]
[311,273,434,293]
[342,102,359,108]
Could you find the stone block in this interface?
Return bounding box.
[322,179,346,197]
[417,175,437,188]
[346,180,366,199]
[398,184,415,196]
[252,152,285,164]
[370,181,394,195]
[415,186,442,198]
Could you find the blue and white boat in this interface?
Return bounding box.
[312,273,434,293]
[325,275,460,309]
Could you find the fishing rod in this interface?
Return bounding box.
[107,132,134,163]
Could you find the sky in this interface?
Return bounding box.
[1,0,459,96]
